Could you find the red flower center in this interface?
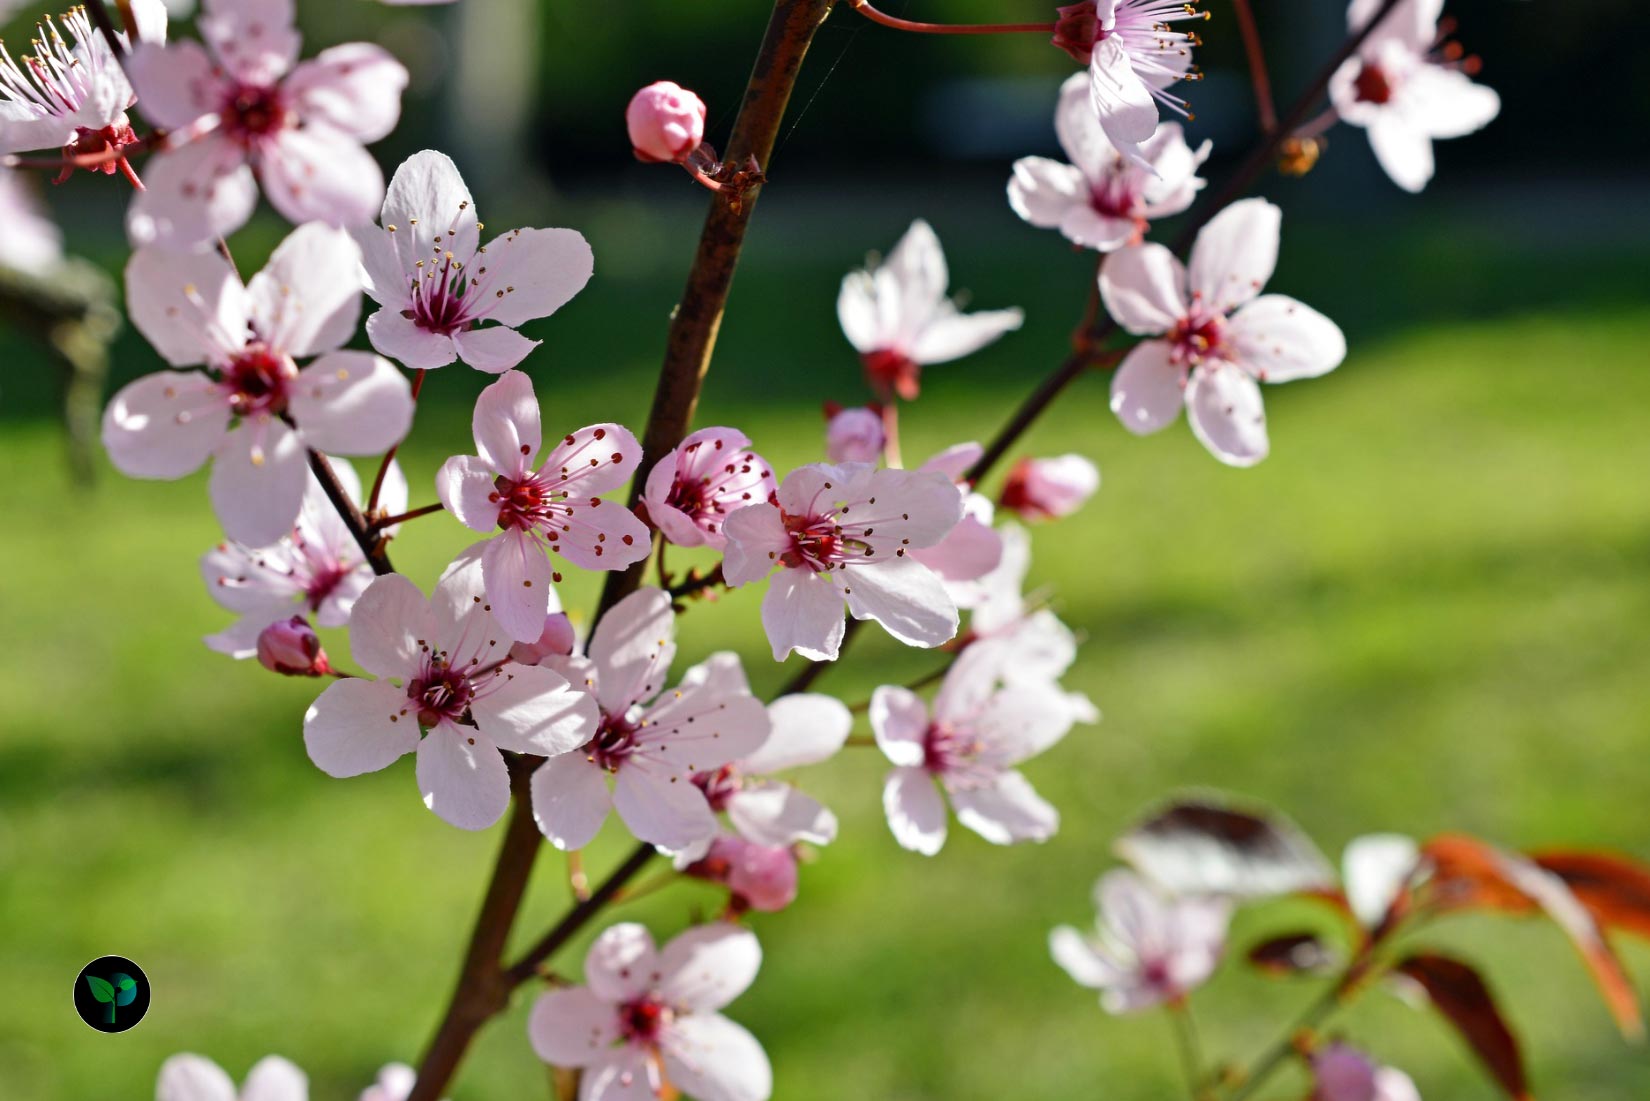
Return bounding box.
[619,996,671,1045]
[1168,310,1227,365]
[780,510,844,572]
[861,347,922,401]
[590,712,642,772]
[1353,62,1394,105]
[408,661,475,729]
[221,83,290,146]
[221,345,296,418]
[692,765,742,812]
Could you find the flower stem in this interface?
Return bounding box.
[306,448,395,576]
[1231,0,1278,133]
[370,502,447,531]
[1167,999,1210,1100]
[848,0,1055,35]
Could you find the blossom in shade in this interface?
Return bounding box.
[685,835,800,914]
[156,1054,306,1101]
[626,81,707,164]
[355,150,595,372]
[0,169,62,276]
[1100,198,1346,466]
[103,223,415,546]
[528,588,770,852]
[873,645,1084,855]
[1312,1044,1422,1101]
[837,220,1023,400]
[907,442,1004,604]
[823,404,884,464]
[1329,0,1498,193]
[641,426,775,551]
[436,370,650,642]
[303,554,599,830]
[721,461,965,662]
[999,453,1100,521]
[200,458,407,659]
[528,922,772,1101]
[0,3,166,161]
[678,677,850,860]
[1009,72,1209,251]
[125,0,407,249]
[1049,869,1232,1013]
[1049,1,1203,163]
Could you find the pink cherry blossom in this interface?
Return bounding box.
[1010,72,1209,251]
[837,220,1023,400]
[677,670,850,860]
[200,457,407,659]
[355,150,595,372]
[358,1064,418,1101]
[303,554,599,830]
[527,588,770,852]
[641,426,776,551]
[103,224,415,546]
[0,3,166,160]
[255,616,329,676]
[436,370,650,642]
[0,169,62,276]
[721,461,965,662]
[823,405,884,464]
[907,442,1004,604]
[1329,0,1498,193]
[1100,198,1346,466]
[1312,1044,1422,1101]
[528,922,772,1101]
[873,645,1083,855]
[1049,1,1203,163]
[999,453,1100,521]
[1049,869,1232,1013]
[156,1054,307,1101]
[686,835,800,913]
[510,611,577,666]
[125,0,407,249]
[626,81,707,164]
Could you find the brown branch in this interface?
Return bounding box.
[597,0,840,616]
[1231,0,1278,133]
[305,448,394,576]
[503,843,658,985]
[371,502,446,531]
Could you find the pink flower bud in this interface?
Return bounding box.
[689,836,799,913]
[999,454,1100,520]
[257,616,330,677]
[509,612,577,665]
[626,81,707,164]
[825,405,885,464]
[1051,2,1101,65]
[1312,1045,1378,1101]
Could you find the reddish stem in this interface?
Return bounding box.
[371,502,447,531]
[1232,0,1278,133]
[849,0,1055,34]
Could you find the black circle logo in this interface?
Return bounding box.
[73,955,151,1033]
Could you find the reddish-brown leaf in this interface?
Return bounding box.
[1396,954,1532,1101]
[1534,850,1650,940]
[1247,931,1335,976]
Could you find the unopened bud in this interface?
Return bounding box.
[1311,1044,1378,1101]
[257,616,330,677]
[825,405,885,464]
[688,836,799,913]
[999,454,1100,520]
[626,81,707,164]
[509,612,577,665]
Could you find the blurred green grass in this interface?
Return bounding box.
[3,190,1650,1100]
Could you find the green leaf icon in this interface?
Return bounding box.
[85,975,115,1003]
[113,974,138,1008]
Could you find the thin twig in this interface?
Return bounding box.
[503,844,658,985]
[371,502,446,531]
[306,448,395,576]
[848,0,1054,34]
[1231,0,1278,133]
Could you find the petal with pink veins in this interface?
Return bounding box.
[127,41,224,131]
[744,693,851,773]
[471,227,595,328]
[553,498,651,573]
[1089,35,1159,145]
[1109,340,1185,436]
[1099,244,1186,336]
[366,308,458,370]
[638,687,771,773]
[613,760,718,850]
[951,770,1059,845]
[472,370,542,477]
[912,512,1003,584]
[587,587,677,715]
[284,43,408,143]
[527,987,618,1069]
[1007,156,1087,230]
[347,573,435,677]
[199,0,300,84]
[1186,364,1270,467]
[126,136,257,250]
[471,664,597,756]
[303,677,418,777]
[727,782,837,847]
[760,569,845,662]
[247,224,363,359]
[124,245,248,367]
[530,754,612,852]
[379,150,480,273]
[451,325,539,374]
[101,371,229,479]
[658,924,763,1012]
[843,557,959,650]
[416,725,510,830]
[1188,198,1280,314]
[261,125,386,230]
[289,352,414,455]
[870,686,929,768]
[883,766,948,855]
[1054,70,1112,179]
[535,422,644,500]
[720,504,788,587]
[209,419,308,546]
[584,922,660,1004]
[437,455,504,532]
[481,528,556,643]
[1224,295,1346,383]
[661,1014,772,1101]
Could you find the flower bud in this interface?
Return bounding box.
[999,454,1100,520]
[1051,2,1101,65]
[688,836,799,913]
[825,405,885,464]
[626,81,707,164]
[509,612,577,665]
[1311,1045,1378,1101]
[257,616,330,677]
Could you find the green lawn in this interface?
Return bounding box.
[3,193,1649,1100]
